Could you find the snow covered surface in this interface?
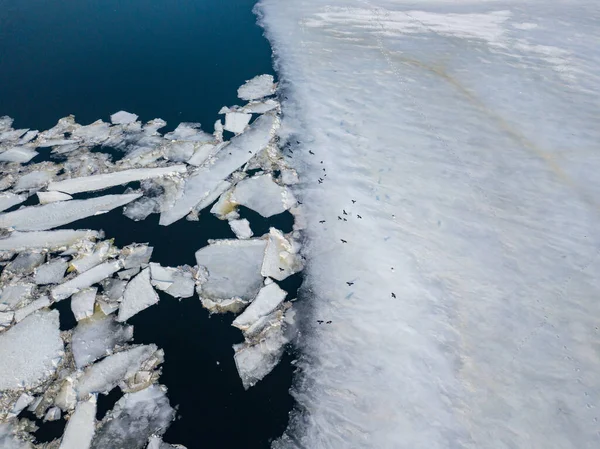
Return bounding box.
[0,310,63,390]
[0,193,141,231]
[258,0,600,447]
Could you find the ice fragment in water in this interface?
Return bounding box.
[123,197,158,221]
[242,99,279,114]
[0,230,101,252]
[232,283,287,331]
[5,251,45,275]
[14,170,56,192]
[261,228,303,281]
[0,310,63,390]
[71,287,97,321]
[90,385,174,449]
[76,344,158,398]
[0,192,27,212]
[164,122,213,142]
[237,74,276,101]
[224,112,252,134]
[72,314,134,368]
[51,260,122,301]
[34,258,68,285]
[229,218,253,239]
[47,166,187,195]
[147,436,187,449]
[14,296,51,323]
[59,395,96,449]
[0,194,141,231]
[44,406,61,421]
[117,268,158,322]
[11,393,35,416]
[231,174,293,217]
[120,244,153,270]
[195,239,267,304]
[149,263,195,299]
[70,240,116,273]
[110,111,139,125]
[0,147,38,163]
[37,191,73,204]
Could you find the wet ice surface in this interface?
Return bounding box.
[0,78,301,447]
[257,0,600,448]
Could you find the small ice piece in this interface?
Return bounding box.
[117,267,140,280]
[110,111,139,125]
[162,141,196,162]
[90,385,174,449]
[70,240,116,273]
[237,74,276,101]
[0,310,63,390]
[159,113,278,226]
[18,130,38,144]
[229,218,253,239]
[242,99,279,114]
[37,191,73,204]
[117,268,159,322]
[164,123,213,142]
[34,258,68,285]
[186,142,220,167]
[120,244,153,270]
[51,260,122,301]
[233,323,288,390]
[11,393,35,416]
[123,197,158,221]
[147,436,187,449]
[14,296,51,323]
[195,239,267,304]
[70,120,110,145]
[71,288,97,321]
[0,147,38,163]
[0,311,14,328]
[59,395,96,449]
[0,283,35,309]
[54,377,77,411]
[224,112,252,134]
[47,166,187,195]
[200,297,249,314]
[14,170,55,192]
[210,188,238,220]
[0,193,142,231]
[97,298,119,316]
[0,192,27,212]
[261,228,303,281]
[72,314,134,368]
[44,406,61,421]
[6,251,45,275]
[148,263,195,298]
[101,278,127,300]
[0,230,100,252]
[76,344,158,398]
[0,175,14,191]
[214,119,224,142]
[232,283,287,331]
[231,174,292,217]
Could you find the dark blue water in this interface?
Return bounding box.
[1,1,298,448]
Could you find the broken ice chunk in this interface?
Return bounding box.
[241,99,279,114]
[237,74,276,101]
[70,120,110,146]
[11,393,35,416]
[14,170,56,192]
[148,263,195,299]
[232,283,287,331]
[210,188,239,220]
[110,111,139,125]
[119,244,153,270]
[147,436,187,449]
[14,296,51,323]
[186,142,221,167]
[0,192,27,212]
[224,112,252,134]
[59,395,96,449]
[0,283,35,310]
[229,218,253,239]
[34,258,68,285]
[51,260,122,301]
[195,239,267,305]
[123,197,158,221]
[261,228,303,281]
[0,311,14,328]
[44,406,61,422]
[117,267,140,280]
[37,191,73,204]
[159,113,278,226]
[72,314,134,368]
[101,278,127,301]
[5,251,45,275]
[70,240,116,273]
[76,344,159,398]
[0,230,101,252]
[0,193,142,231]
[117,268,158,322]
[47,166,187,195]
[0,310,63,390]
[231,174,293,217]
[0,147,38,163]
[90,385,174,449]
[71,288,97,321]
[164,123,213,143]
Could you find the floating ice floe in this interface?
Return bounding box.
[195,239,267,312]
[70,240,117,273]
[47,166,187,195]
[90,385,174,449]
[51,260,122,301]
[229,218,253,239]
[110,111,139,125]
[34,258,68,285]
[0,193,141,231]
[149,263,195,299]
[164,123,213,143]
[72,314,134,369]
[44,406,61,421]
[13,170,56,192]
[0,310,63,391]
[0,230,101,252]
[147,435,187,449]
[59,395,96,449]
[37,191,73,204]
[5,251,45,275]
[119,244,153,269]
[70,288,97,321]
[0,192,27,213]
[0,283,35,310]
[241,99,279,114]
[117,268,159,322]
[0,147,38,164]
[261,228,303,281]
[224,112,252,134]
[231,174,294,217]
[14,296,50,323]
[237,74,276,101]
[232,283,287,332]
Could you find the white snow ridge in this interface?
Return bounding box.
[257,0,600,448]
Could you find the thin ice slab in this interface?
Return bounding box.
[59,395,96,449]
[237,74,276,101]
[117,268,159,322]
[51,260,122,301]
[0,230,100,252]
[0,192,27,212]
[0,194,141,231]
[232,283,287,331]
[231,174,293,217]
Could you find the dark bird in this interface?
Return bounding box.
[343,210,348,215]
[326,321,332,324]
[343,218,347,222]
[346,282,354,286]
[319,220,326,224]
[309,150,315,155]
[317,320,324,324]
[391,292,396,298]
[341,239,348,243]
[338,216,342,220]
[357,214,362,219]
[279,268,284,272]
[323,168,326,171]
[318,179,323,184]
[352,200,356,204]
[298,201,303,205]
[320,160,323,164]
